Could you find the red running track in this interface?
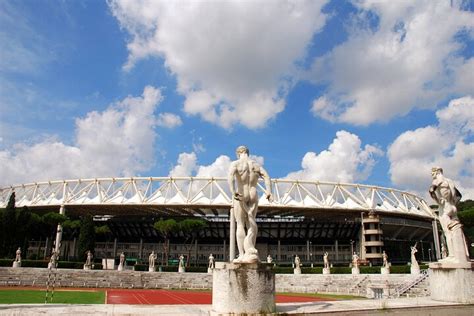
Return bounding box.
[106,289,335,305]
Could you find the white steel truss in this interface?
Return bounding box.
[0,177,434,218]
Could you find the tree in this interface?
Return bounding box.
[179,219,207,267]
[41,212,68,257]
[78,215,96,261]
[1,193,17,257]
[153,218,178,266]
[15,206,33,254]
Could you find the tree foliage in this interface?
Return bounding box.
[77,215,96,261]
[153,219,179,266]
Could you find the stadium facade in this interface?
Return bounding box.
[0,177,439,265]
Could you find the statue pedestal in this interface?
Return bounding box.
[294,267,301,274]
[429,261,474,303]
[208,268,213,274]
[178,266,185,273]
[211,262,275,315]
[12,261,21,268]
[381,267,390,274]
[351,267,360,275]
[410,266,420,275]
[118,263,124,271]
[83,264,91,270]
[149,266,156,272]
[323,268,330,275]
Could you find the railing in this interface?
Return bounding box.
[0,177,434,218]
[394,269,429,297]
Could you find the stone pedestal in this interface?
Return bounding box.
[208,268,213,274]
[12,261,21,268]
[178,266,185,273]
[410,266,420,275]
[212,262,275,315]
[429,261,474,303]
[294,267,301,274]
[118,263,124,271]
[83,264,91,270]
[381,267,390,274]
[352,267,360,275]
[149,266,156,272]
[323,268,330,275]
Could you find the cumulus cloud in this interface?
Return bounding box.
[388,96,474,199]
[156,112,182,128]
[310,1,474,125]
[286,130,383,183]
[169,152,263,178]
[0,86,165,186]
[109,0,329,129]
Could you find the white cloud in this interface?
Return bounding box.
[286,130,383,183]
[310,1,474,125]
[388,96,474,199]
[0,86,163,186]
[109,0,329,129]
[156,112,182,128]
[169,152,264,178]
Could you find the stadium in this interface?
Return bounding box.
[0,176,439,267]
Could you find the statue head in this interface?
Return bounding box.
[235,145,249,158]
[431,166,443,178]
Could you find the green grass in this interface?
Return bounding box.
[0,289,105,304]
[277,292,366,300]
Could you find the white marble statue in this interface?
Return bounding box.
[352,252,359,268]
[382,251,389,268]
[228,145,272,263]
[208,253,215,269]
[84,250,93,270]
[266,255,273,264]
[12,247,22,268]
[429,167,470,265]
[178,254,185,273]
[118,252,125,271]
[149,251,157,271]
[323,252,329,269]
[411,244,419,270]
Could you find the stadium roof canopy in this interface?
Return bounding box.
[0,177,435,221]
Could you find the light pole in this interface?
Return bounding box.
[350,239,354,257]
[428,248,432,262]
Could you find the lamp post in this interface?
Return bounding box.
[428,248,432,262]
[350,239,354,257]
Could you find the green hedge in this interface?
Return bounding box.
[0,259,103,270]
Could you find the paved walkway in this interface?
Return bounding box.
[0,298,473,315]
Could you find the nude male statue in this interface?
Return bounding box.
[228,145,272,263]
[323,252,329,269]
[15,247,21,263]
[429,167,469,264]
[149,251,157,268]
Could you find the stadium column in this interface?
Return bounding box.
[432,220,441,260]
[54,205,65,255]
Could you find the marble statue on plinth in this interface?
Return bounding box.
[323,252,330,274]
[148,251,157,272]
[294,255,302,274]
[410,243,420,274]
[381,250,390,274]
[83,250,93,270]
[13,247,21,268]
[118,252,125,271]
[352,252,360,274]
[323,252,329,269]
[228,145,272,263]
[429,167,470,265]
[208,253,215,273]
[178,254,185,273]
[267,254,273,264]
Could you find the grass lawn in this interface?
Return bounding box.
[0,289,105,304]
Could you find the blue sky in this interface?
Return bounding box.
[0,0,473,199]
